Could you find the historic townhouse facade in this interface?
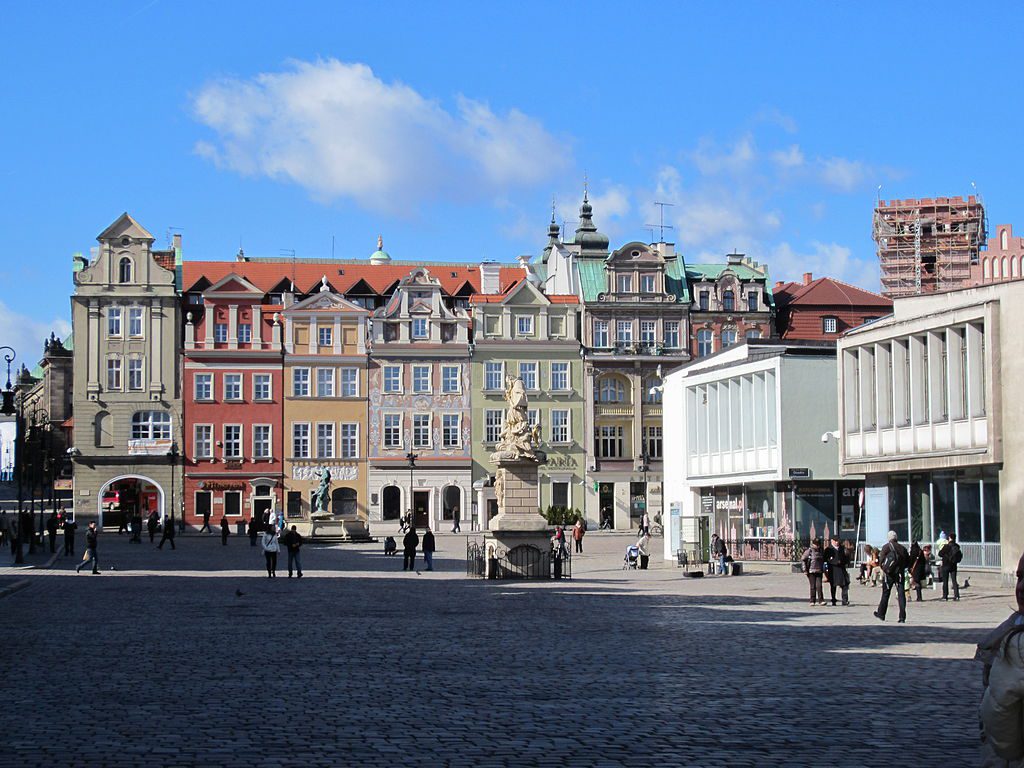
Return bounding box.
[686,254,774,357]
[69,213,182,528]
[470,276,585,527]
[367,267,473,529]
[281,283,370,529]
[181,270,285,527]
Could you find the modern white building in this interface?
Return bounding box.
[837,280,1024,584]
[662,341,861,562]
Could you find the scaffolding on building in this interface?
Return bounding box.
[872,196,987,298]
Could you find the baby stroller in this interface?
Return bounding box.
[623,544,640,570]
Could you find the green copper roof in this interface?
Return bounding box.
[686,263,775,307]
[578,257,691,303]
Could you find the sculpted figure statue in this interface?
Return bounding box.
[495,375,537,460]
[311,466,332,518]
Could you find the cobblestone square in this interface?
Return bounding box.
[1,530,1010,767]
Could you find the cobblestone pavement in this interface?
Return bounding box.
[1,529,1013,767]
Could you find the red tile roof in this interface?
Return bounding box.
[774,276,892,310]
[183,261,523,297]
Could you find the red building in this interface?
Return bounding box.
[773,273,892,341]
[181,271,285,527]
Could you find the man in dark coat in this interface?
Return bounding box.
[46,511,58,554]
[824,536,851,606]
[938,533,962,601]
[76,522,100,574]
[158,516,176,550]
[63,515,77,556]
[402,527,419,572]
[220,515,230,546]
[248,517,259,547]
[421,527,436,571]
[281,525,304,578]
[199,508,212,534]
[874,531,909,623]
[147,511,159,543]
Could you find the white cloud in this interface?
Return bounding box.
[191,59,569,214]
[0,301,71,375]
[768,241,880,291]
[771,144,805,169]
[691,135,756,176]
[817,156,871,192]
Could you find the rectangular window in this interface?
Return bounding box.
[550,362,569,391]
[823,317,838,334]
[412,365,431,393]
[214,323,228,343]
[665,321,680,348]
[194,425,212,459]
[383,366,402,393]
[339,423,358,459]
[442,414,460,447]
[316,423,335,458]
[516,315,534,336]
[699,291,709,312]
[339,367,358,397]
[253,425,271,459]
[594,319,609,348]
[224,373,242,401]
[194,373,213,401]
[316,368,335,398]
[383,414,402,449]
[640,274,656,293]
[697,329,713,357]
[485,409,503,443]
[253,374,272,401]
[552,482,569,508]
[107,307,122,337]
[287,491,302,519]
[236,324,251,344]
[292,423,310,459]
[223,425,241,459]
[551,410,570,443]
[224,491,241,517]
[484,315,500,336]
[640,320,656,345]
[527,409,539,430]
[722,330,737,348]
[318,326,333,347]
[485,362,504,391]
[127,359,143,390]
[617,274,633,293]
[292,368,310,397]
[128,307,143,337]
[441,365,460,393]
[747,292,758,312]
[550,315,565,337]
[519,362,538,391]
[616,320,632,344]
[411,317,428,339]
[644,425,663,459]
[598,425,623,458]
[413,414,431,448]
[106,358,121,390]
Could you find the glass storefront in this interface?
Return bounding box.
[794,484,835,543]
[744,486,775,539]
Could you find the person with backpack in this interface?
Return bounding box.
[938,533,963,601]
[802,538,826,606]
[874,531,910,623]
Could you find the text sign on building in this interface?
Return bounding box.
[291,463,359,481]
[788,467,811,478]
[128,438,173,456]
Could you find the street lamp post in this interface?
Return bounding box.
[639,449,650,528]
[167,444,179,533]
[406,451,418,529]
[0,346,20,563]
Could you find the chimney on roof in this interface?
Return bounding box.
[173,233,182,251]
[479,261,501,294]
[803,272,813,285]
[726,252,744,265]
[774,280,784,288]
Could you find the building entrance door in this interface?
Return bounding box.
[697,515,711,564]
[414,490,430,528]
[382,486,401,521]
[599,483,614,529]
[253,498,272,528]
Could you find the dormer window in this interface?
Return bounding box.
[516,315,534,337]
[722,290,735,312]
[640,274,656,293]
[823,316,839,334]
[121,237,131,247]
[318,327,333,347]
[699,291,709,311]
[617,274,633,293]
[411,317,428,339]
[118,257,133,284]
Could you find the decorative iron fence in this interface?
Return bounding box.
[466,539,572,580]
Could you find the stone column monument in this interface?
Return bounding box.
[485,376,550,577]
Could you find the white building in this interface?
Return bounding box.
[838,281,1024,584]
[662,341,861,562]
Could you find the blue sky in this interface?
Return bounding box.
[2,1,1022,364]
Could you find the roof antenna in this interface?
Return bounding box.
[332,235,335,260]
[645,202,675,243]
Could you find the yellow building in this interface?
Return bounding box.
[282,285,370,535]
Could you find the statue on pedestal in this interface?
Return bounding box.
[493,376,541,462]
[311,466,332,519]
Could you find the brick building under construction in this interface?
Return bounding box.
[872,196,987,298]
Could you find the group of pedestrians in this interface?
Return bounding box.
[258,522,304,578]
[401,526,435,571]
[870,530,965,623]
[801,536,852,605]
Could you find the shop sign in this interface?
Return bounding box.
[788,467,811,478]
[198,481,246,491]
[128,438,172,456]
[53,479,73,491]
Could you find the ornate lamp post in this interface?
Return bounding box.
[406,451,418,528]
[167,444,179,532]
[0,347,20,563]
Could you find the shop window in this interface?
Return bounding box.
[224,491,241,517]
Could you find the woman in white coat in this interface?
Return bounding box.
[260,526,280,578]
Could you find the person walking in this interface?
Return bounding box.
[572,518,585,554]
[939,533,963,601]
[282,525,304,578]
[199,508,212,534]
[451,507,461,534]
[248,516,259,547]
[75,522,100,574]
[63,515,77,556]
[802,538,825,605]
[975,552,1024,765]
[874,531,910,623]
[220,515,230,546]
[909,543,930,602]
[421,527,435,571]
[46,510,58,554]
[402,526,419,572]
[711,533,728,575]
[260,526,280,578]
[157,517,176,550]
[640,511,651,536]
[130,510,142,543]
[824,536,851,606]
[147,510,158,544]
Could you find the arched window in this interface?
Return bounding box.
[118,257,133,284]
[1002,257,1009,280]
[643,379,662,404]
[382,485,401,520]
[1002,229,1009,250]
[1013,257,1020,279]
[95,411,113,448]
[598,377,625,403]
[983,258,991,280]
[442,485,461,521]
[722,290,735,311]
[746,329,762,340]
[721,329,738,348]
[332,487,358,516]
[131,411,172,440]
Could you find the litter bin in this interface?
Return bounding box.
[731,561,743,576]
[236,521,246,536]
